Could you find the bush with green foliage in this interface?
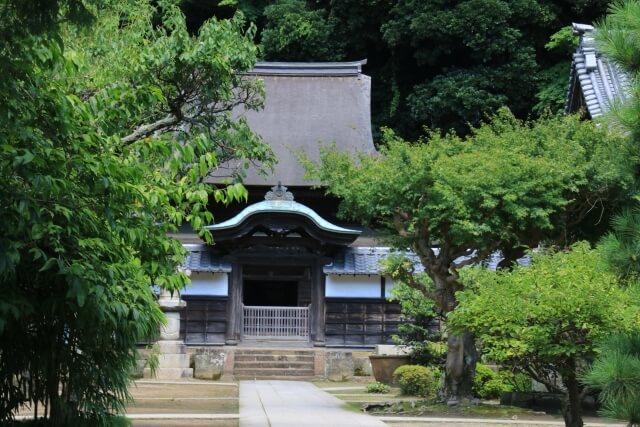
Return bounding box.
[472,363,531,400]
[393,365,441,399]
[366,381,391,394]
[473,364,509,399]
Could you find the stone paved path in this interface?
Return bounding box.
[239,380,389,427]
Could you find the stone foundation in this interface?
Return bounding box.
[190,348,227,380]
[136,345,374,380]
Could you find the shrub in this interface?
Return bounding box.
[473,363,509,399]
[366,381,391,394]
[473,363,531,399]
[393,365,441,398]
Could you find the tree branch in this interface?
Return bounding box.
[392,211,411,237]
[522,365,563,394]
[121,115,179,144]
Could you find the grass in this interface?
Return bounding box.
[312,377,377,389]
[358,400,547,419]
[126,398,238,415]
[130,382,237,399]
[132,421,238,427]
[125,380,239,426]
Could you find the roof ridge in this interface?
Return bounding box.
[246,60,367,77]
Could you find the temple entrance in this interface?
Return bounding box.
[241,264,311,340]
[207,185,361,345]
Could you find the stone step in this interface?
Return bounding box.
[157,353,190,367]
[234,361,314,369]
[232,348,318,379]
[234,375,316,381]
[234,354,315,362]
[143,367,194,380]
[155,340,187,354]
[233,367,314,377]
[234,349,314,356]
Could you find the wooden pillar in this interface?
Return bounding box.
[311,260,326,346]
[225,263,242,345]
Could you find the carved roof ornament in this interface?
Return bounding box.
[265,182,294,201]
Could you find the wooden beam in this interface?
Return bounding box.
[312,260,326,346]
[225,263,242,345]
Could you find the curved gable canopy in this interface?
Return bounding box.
[205,184,360,252]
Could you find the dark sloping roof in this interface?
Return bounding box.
[208,60,376,186]
[323,247,530,276]
[182,244,231,273]
[324,247,425,275]
[181,244,530,276]
[566,23,630,118]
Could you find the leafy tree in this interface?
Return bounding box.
[449,243,640,427]
[383,0,545,134]
[261,0,343,61]
[305,109,632,402]
[533,26,580,116]
[0,0,270,424]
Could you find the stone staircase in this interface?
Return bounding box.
[233,349,316,380]
[143,340,194,379]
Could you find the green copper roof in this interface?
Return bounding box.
[205,184,360,236]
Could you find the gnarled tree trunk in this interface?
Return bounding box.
[443,329,478,403]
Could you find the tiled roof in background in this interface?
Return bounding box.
[323,247,424,275]
[182,245,531,276]
[182,245,231,273]
[566,23,630,118]
[323,247,531,276]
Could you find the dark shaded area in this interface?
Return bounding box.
[210,186,342,224]
[243,280,298,306]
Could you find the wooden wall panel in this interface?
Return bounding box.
[180,296,228,345]
[324,298,401,347]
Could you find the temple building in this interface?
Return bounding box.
[171,61,405,351]
[566,23,629,117]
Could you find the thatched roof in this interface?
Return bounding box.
[209,60,376,186]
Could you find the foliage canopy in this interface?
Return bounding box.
[0,0,270,424]
[450,243,640,427]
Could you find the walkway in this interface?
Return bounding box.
[239,380,389,427]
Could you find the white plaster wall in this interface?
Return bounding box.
[182,272,228,296]
[325,275,381,298]
[384,277,397,298]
